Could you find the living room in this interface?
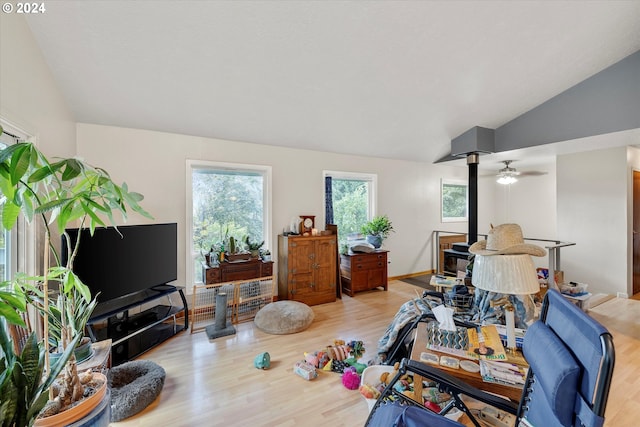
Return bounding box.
[1,1,640,426]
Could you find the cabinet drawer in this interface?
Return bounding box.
[205,268,221,283]
[353,260,386,271]
[348,253,386,264]
[261,262,273,276]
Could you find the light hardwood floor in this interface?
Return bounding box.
[112,281,640,426]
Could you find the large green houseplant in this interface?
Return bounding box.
[0,130,150,426]
[361,215,394,248]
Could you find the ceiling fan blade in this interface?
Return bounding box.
[518,171,548,177]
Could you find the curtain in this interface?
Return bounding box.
[325,176,334,225]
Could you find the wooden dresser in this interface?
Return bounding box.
[277,234,337,306]
[340,250,388,296]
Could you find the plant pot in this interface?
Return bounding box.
[366,235,382,249]
[35,373,108,427]
[50,337,93,365]
[227,252,251,262]
[50,337,94,366]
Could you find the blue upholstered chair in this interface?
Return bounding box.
[365,289,615,427]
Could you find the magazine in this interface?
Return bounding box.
[479,360,528,387]
[426,325,507,361]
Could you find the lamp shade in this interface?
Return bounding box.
[472,254,539,295]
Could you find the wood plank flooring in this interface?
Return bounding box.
[112,281,640,426]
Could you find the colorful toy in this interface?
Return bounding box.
[304,350,330,369]
[359,383,381,400]
[253,352,271,369]
[294,360,318,380]
[341,366,360,390]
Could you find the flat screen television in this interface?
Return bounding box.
[62,223,178,314]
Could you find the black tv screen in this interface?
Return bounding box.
[62,223,177,305]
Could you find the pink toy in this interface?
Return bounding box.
[341,367,360,390]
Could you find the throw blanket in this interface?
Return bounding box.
[374,298,432,364]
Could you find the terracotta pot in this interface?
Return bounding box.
[35,373,107,427]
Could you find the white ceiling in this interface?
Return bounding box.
[24,1,640,170]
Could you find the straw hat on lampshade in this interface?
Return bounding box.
[469,223,546,257]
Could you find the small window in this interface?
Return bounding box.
[441,179,468,223]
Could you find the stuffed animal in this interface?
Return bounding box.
[341,366,360,390]
[253,352,271,369]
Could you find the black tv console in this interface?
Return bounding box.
[86,285,188,365]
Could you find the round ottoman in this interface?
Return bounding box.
[254,301,315,334]
[108,360,166,422]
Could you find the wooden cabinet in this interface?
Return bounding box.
[203,258,273,284]
[340,251,388,296]
[438,234,466,274]
[278,235,337,306]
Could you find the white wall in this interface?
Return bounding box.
[0,14,75,156]
[557,147,628,295]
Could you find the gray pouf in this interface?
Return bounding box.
[108,360,166,422]
[254,301,315,334]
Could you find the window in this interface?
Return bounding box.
[324,171,377,251]
[187,160,271,285]
[441,179,468,222]
[0,126,23,281]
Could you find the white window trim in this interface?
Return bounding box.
[0,118,38,278]
[441,178,469,223]
[323,170,377,221]
[186,159,272,286]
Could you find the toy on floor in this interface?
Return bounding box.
[342,366,360,390]
[254,352,271,369]
[305,339,367,374]
[294,360,318,380]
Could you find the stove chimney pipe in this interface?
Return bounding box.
[467,153,479,245]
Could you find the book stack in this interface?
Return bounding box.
[479,360,528,388]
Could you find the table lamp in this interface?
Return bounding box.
[471,253,540,351]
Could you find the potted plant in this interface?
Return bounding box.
[0,133,151,426]
[244,236,264,258]
[361,215,394,248]
[260,249,271,262]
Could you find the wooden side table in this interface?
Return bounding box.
[339,250,388,296]
[410,323,524,403]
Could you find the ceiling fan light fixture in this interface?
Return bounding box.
[496,160,519,185]
[497,174,518,185]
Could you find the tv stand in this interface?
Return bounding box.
[86,286,188,365]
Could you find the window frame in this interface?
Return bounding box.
[441,179,469,223]
[323,170,377,251]
[0,119,37,281]
[186,159,272,286]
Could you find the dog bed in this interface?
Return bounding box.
[108,360,166,422]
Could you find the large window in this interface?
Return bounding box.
[324,171,376,252]
[187,160,271,285]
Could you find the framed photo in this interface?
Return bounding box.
[441,179,468,223]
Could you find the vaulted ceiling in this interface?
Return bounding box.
[23,1,640,169]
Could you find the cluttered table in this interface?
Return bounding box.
[410,322,527,403]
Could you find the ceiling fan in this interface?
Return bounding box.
[495,160,547,185]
